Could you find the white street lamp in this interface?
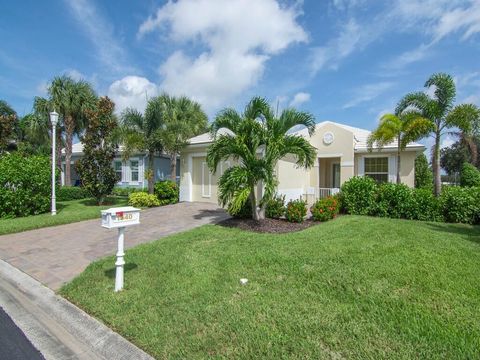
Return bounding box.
[50,111,59,216]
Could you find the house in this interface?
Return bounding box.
[179,121,425,203]
[61,142,179,188]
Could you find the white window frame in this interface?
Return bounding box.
[363,156,389,183]
[114,160,123,184]
[129,158,140,184]
[201,161,211,198]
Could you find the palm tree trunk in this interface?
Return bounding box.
[397,137,401,184]
[249,185,259,221]
[433,130,442,196]
[170,153,177,181]
[64,115,74,186]
[148,153,155,194]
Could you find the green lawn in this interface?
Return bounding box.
[0,197,128,235]
[60,216,480,359]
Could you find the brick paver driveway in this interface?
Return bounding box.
[0,202,228,290]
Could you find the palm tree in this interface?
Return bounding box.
[396,73,480,196]
[157,94,208,181]
[207,97,317,221]
[367,111,432,184]
[446,104,480,166]
[35,76,97,185]
[117,97,165,194]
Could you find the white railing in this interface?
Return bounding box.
[316,187,340,199]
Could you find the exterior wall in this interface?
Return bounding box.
[276,157,312,202]
[354,151,417,187]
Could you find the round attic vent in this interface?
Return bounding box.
[323,131,334,145]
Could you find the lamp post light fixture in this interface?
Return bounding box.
[50,111,59,216]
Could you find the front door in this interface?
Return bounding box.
[332,163,340,188]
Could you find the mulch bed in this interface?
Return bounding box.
[218,217,318,234]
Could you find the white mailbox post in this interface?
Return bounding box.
[101,206,140,292]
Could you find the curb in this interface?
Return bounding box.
[0,259,154,360]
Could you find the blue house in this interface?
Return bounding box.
[61,142,179,188]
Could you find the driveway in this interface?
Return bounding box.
[0,202,228,290]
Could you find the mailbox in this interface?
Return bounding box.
[101,206,140,229]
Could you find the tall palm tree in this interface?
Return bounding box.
[158,94,208,181]
[396,73,480,196]
[35,76,97,185]
[207,97,317,221]
[367,111,432,184]
[117,97,165,194]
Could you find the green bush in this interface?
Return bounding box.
[265,194,285,219]
[128,192,160,208]
[340,176,378,215]
[411,188,443,222]
[154,180,179,206]
[57,186,89,201]
[460,162,480,187]
[0,154,53,218]
[112,187,146,197]
[311,196,339,222]
[415,153,433,189]
[228,199,252,219]
[374,183,415,219]
[440,186,480,224]
[285,199,307,223]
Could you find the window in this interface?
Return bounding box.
[114,161,122,182]
[364,157,388,183]
[130,160,139,182]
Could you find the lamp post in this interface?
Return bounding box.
[50,111,59,216]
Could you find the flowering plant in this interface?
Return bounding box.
[311,196,339,222]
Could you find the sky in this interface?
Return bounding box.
[1,0,480,150]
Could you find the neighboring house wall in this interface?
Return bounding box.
[63,150,178,188]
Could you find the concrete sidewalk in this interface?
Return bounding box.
[0,259,153,360]
[0,202,228,290]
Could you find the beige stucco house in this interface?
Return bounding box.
[179,121,425,204]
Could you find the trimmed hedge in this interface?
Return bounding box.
[340,176,480,224]
[154,180,179,206]
[0,154,53,218]
[128,192,160,207]
[57,186,89,201]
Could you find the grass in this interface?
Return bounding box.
[0,197,128,235]
[60,216,480,359]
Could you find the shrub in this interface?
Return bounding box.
[228,199,252,219]
[440,186,480,224]
[285,199,307,223]
[411,188,443,222]
[57,186,88,201]
[311,196,339,222]
[112,187,146,197]
[460,162,480,187]
[154,180,179,206]
[128,192,160,208]
[265,194,285,219]
[374,183,415,219]
[415,153,433,189]
[340,176,378,215]
[0,154,53,218]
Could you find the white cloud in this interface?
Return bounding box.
[139,0,307,111]
[463,94,480,105]
[107,76,158,114]
[36,81,48,97]
[343,82,394,109]
[383,43,431,70]
[310,19,365,74]
[66,0,135,74]
[441,135,455,149]
[289,92,311,107]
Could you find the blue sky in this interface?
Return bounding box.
[1,0,479,149]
